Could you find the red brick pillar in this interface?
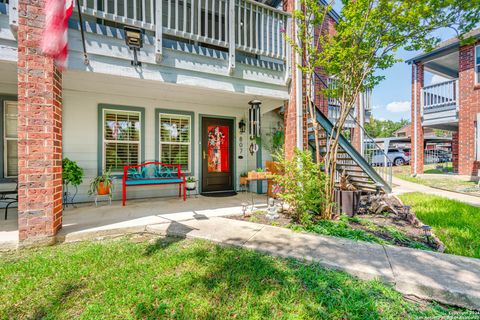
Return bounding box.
[451,131,459,173]
[283,0,298,159]
[351,101,362,152]
[458,42,480,176]
[17,0,63,245]
[411,63,424,175]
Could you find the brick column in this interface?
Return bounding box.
[451,131,459,173]
[411,63,424,175]
[458,42,480,176]
[17,0,63,245]
[351,102,362,152]
[283,0,298,159]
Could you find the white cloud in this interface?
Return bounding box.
[386,101,410,113]
[371,105,381,110]
[431,74,447,85]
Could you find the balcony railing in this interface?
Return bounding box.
[74,0,290,67]
[421,79,459,114]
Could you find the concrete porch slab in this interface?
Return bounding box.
[147,217,264,246]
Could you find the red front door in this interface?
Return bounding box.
[201,117,234,193]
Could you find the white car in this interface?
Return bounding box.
[370,149,410,166]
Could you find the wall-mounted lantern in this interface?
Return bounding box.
[239,119,246,134]
[124,26,143,66]
[248,99,261,139]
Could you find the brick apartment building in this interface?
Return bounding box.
[408,28,480,177]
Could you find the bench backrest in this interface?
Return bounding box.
[123,162,182,181]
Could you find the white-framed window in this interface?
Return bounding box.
[3,101,18,178]
[159,113,192,173]
[476,45,480,85]
[103,109,141,173]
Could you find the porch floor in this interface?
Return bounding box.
[0,192,267,249]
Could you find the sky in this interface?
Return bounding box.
[330,1,456,123]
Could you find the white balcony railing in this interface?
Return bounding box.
[421,79,459,114]
[74,0,290,67]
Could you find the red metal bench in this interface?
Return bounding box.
[122,162,186,206]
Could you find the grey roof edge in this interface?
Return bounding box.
[406,29,480,64]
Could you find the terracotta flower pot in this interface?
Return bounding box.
[248,171,258,179]
[240,177,248,185]
[97,181,110,195]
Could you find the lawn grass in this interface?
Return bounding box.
[399,193,480,259]
[0,237,453,319]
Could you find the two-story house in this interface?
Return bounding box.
[0,0,389,245]
[407,28,480,177]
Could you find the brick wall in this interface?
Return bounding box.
[17,0,63,244]
[458,41,480,176]
[411,63,424,174]
[283,0,297,159]
[452,131,459,173]
[284,9,337,158]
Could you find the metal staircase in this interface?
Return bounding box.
[308,73,392,193]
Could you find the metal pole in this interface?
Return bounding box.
[76,0,89,65]
[413,64,417,176]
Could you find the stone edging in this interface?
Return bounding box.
[390,195,445,252]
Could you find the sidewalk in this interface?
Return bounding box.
[58,214,480,311]
[392,176,480,207]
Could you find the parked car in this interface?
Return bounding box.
[436,150,452,163]
[370,149,410,166]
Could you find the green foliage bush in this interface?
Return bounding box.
[274,149,326,224]
[62,158,84,187]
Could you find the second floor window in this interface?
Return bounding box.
[476,45,480,85]
[103,109,142,173]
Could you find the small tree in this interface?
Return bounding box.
[274,149,326,224]
[289,0,479,219]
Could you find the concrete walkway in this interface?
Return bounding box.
[392,177,480,207]
[58,214,480,310]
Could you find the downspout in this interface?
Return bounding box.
[295,0,303,150]
[413,63,418,176]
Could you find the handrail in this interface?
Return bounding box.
[312,71,392,190]
[314,105,392,192]
[421,79,458,111]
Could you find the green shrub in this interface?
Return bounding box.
[274,149,326,224]
[62,158,84,187]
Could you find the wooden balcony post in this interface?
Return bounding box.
[155,0,163,63]
[228,0,235,74]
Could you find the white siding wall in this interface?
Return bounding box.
[63,88,261,203]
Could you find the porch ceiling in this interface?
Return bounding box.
[423,51,459,79]
[63,71,285,113]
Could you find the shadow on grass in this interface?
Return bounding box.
[21,282,85,320]
[135,238,410,319]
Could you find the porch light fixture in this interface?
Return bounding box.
[248,99,262,139]
[239,119,246,134]
[124,26,143,66]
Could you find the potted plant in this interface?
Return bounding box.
[186,176,196,190]
[256,167,266,179]
[240,172,248,185]
[248,170,258,179]
[88,168,114,198]
[62,158,84,205]
[336,170,361,216]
